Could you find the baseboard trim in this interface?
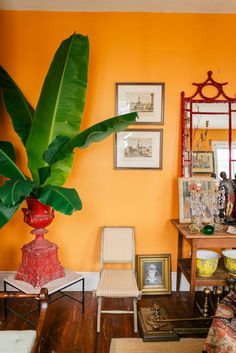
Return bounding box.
[0,271,193,291]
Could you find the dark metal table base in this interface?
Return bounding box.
[3,270,84,327]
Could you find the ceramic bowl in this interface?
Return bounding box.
[196,250,220,277]
[222,249,236,276]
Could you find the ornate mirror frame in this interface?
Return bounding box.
[181,71,236,178]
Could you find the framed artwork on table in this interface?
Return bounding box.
[116,83,165,124]
[136,254,171,295]
[178,177,214,223]
[193,151,214,174]
[114,129,163,169]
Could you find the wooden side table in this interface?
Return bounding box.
[171,219,236,307]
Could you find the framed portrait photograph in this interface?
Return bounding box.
[136,254,171,295]
[193,151,214,174]
[116,83,164,124]
[178,177,214,223]
[114,129,163,169]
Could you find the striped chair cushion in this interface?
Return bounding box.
[96,269,140,297]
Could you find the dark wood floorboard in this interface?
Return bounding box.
[0,291,210,353]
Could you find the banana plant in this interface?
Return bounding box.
[0,33,138,228]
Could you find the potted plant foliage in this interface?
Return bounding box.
[0,33,137,286]
[0,33,137,227]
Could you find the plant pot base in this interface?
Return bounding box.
[16,228,64,288]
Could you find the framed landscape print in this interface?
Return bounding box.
[114,129,163,169]
[136,254,171,295]
[192,151,214,174]
[116,83,165,124]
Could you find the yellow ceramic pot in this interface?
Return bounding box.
[196,250,220,277]
[222,249,236,276]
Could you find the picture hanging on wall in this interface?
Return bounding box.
[114,129,163,169]
[116,83,165,124]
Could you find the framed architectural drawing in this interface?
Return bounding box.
[114,129,163,169]
[116,83,165,124]
[193,151,214,174]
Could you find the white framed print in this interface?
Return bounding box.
[114,129,163,169]
[116,83,165,124]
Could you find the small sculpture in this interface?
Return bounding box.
[189,215,201,233]
[219,171,235,222]
[214,216,223,232]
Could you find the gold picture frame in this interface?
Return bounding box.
[136,254,171,295]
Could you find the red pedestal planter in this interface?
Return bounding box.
[16,197,64,288]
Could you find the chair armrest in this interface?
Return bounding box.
[32,288,48,353]
[0,288,48,301]
[0,288,48,353]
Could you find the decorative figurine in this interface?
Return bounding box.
[214,216,223,232]
[219,171,235,223]
[189,215,201,233]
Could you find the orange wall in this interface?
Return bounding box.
[1,11,236,272]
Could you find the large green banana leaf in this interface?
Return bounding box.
[0,141,16,161]
[0,200,21,228]
[0,180,34,207]
[0,146,26,181]
[38,185,82,215]
[44,112,138,166]
[26,34,89,182]
[0,66,34,145]
[38,166,51,185]
[43,153,73,186]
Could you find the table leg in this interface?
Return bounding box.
[176,231,183,296]
[82,278,84,314]
[3,281,7,318]
[190,240,197,308]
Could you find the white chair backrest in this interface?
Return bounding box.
[101,227,135,269]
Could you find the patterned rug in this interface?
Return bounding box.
[109,338,205,353]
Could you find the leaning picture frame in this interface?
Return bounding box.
[178,177,214,223]
[116,82,165,124]
[114,129,163,169]
[192,151,214,174]
[136,254,171,295]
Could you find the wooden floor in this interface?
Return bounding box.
[0,291,210,353]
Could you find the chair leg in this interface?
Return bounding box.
[133,298,138,333]
[97,297,102,332]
